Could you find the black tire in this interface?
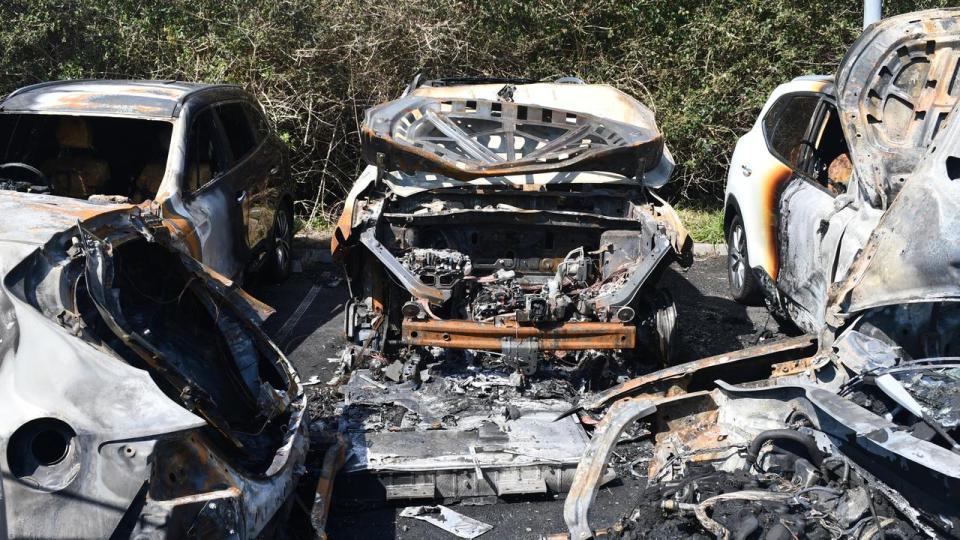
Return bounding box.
[727,213,761,304]
[265,203,293,283]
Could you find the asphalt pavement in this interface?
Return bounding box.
[247,243,788,540]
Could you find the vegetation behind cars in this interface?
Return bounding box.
[0,0,948,222]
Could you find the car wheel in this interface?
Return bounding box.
[727,213,761,304]
[266,204,293,283]
[651,289,677,366]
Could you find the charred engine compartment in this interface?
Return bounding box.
[395,229,647,326]
[346,185,682,378]
[331,182,688,507]
[329,81,693,511]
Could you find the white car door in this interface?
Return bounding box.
[769,96,857,331]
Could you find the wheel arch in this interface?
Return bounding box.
[279,193,294,215]
[723,195,742,237]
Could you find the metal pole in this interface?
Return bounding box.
[864,0,882,28]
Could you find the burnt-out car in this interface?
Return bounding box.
[0,191,307,538]
[333,78,691,377]
[0,80,295,282]
[323,78,691,506]
[723,8,959,334]
[558,10,960,539]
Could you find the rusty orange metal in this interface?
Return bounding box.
[580,334,816,412]
[402,318,635,350]
[330,201,354,259]
[159,199,202,260]
[769,356,817,377]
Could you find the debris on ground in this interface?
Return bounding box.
[399,505,494,539]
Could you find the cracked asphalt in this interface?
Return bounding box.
[248,247,789,540]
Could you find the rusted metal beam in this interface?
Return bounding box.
[401,319,636,350]
[563,398,656,540]
[574,334,816,413]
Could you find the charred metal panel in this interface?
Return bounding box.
[0,80,236,119]
[828,98,960,319]
[0,194,307,538]
[775,180,857,332]
[836,8,960,206]
[362,83,668,181]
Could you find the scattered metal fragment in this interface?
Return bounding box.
[399,505,493,539]
[310,435,347,540]
[564,398,655,540]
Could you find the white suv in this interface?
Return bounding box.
[721,75,884,332]
[723,4,960,335]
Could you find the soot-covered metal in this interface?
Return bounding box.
[0,192,307,538]
[322,77,692,514]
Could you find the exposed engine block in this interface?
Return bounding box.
[399,248,472,288]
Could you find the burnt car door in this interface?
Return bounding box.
[767,94,857,331]
[215,100,279,256]
[180,105,249,279]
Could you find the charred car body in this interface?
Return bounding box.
[333,78,691,379]
[0,192,307,538]
[559,10,960,539]
[0,80,295,283]
[325,79,691,505]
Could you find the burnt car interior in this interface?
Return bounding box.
[0,113,172,202]
[767,95,850,195]
[183,102,268,193]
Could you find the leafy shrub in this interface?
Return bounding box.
[0,0,949,218]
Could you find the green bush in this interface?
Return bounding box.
[0,0,949,219]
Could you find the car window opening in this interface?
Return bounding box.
[811,104,850,195]
[0,114,173,203]
[767,95,850,195]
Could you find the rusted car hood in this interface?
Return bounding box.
[836,8,960,207]
[361,82,674,185]
[829,9,960,317]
